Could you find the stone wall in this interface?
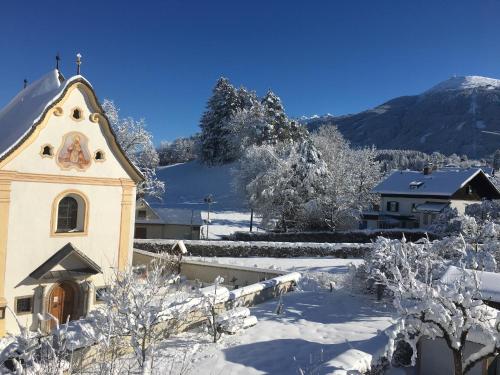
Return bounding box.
[134,239,369,258]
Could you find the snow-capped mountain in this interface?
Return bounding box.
[305,75,500,158]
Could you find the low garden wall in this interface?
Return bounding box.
[134,239,369,258]
[225,230,436,243]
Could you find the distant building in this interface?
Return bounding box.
[363,167,500,229]
[134,199,203,240]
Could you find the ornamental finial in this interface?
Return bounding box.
[76,53,82,75]
[56,52,61,70]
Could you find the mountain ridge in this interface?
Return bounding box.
[303,75,500,158]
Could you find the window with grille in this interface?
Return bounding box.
[387,201,399,212]
[57,197,79,232]
[15,296,33,314]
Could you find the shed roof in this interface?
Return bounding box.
[136,201,203,226]
[441,266,500,303]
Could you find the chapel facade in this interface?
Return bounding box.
[0,68,142,335]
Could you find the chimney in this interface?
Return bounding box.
[423,163,433,175]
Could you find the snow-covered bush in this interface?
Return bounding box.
[465,200,500,223]
[0,311,78,375]
[96,259,195,373]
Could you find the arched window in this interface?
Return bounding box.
[54,192,87,234]
[57,197,78,232]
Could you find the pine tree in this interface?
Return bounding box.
[200,77,240,164]
[261,90,308,144]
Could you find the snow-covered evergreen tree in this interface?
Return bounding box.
[261,90,308,144]
[102,99,165,200]
[199,77,240,164]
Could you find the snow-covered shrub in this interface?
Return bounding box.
[91,259,198,374]
[428,206,459,235]
[465,200,500,223]
[0,312,77,375]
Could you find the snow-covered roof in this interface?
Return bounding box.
[426,75,500,94]
[0,69,76,158]
[372,168,483,196]
[415,202,449,213]
[0,69,144,182]
[441,266,500,303]
[137,207,203,226]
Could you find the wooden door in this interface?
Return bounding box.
[135,226,147,239]
[48,282,75,330]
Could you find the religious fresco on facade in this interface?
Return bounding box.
[57,132,91,170]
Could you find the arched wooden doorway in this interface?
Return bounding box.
[48,281,78,330]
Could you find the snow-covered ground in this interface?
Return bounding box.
[156,161,244,211]
[155,162,264,238]
[188,256,364,275]
[189,290,394,374]
[200,211,263,239]
[149,257,396,374]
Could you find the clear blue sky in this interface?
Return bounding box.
[1,0,500,143]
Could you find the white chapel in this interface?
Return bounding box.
[0,65,143,335]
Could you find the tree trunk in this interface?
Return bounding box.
[452,350,463,375]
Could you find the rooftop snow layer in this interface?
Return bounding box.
[426,75,500,94]
[136,207,203,226]
[441,266,500,303]
[0,69,89,159]
[372,168,482,196]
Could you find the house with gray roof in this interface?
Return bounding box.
[134,199,203,240]
[363,166,500,230]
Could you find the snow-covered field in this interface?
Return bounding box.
[156,162,264,238]
[200,211,263,239]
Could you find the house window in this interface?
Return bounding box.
[54,192,87,234]
[137,210,147,219]
[411,203,418,213]
[15,296,33,315]
[387,201,399,212]
[95,287,109,303]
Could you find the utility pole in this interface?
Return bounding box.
[250,208,254,232]
[204,194,214,239]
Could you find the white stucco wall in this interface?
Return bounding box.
[3,87,131,180]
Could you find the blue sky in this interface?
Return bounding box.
[1,0,500,143]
